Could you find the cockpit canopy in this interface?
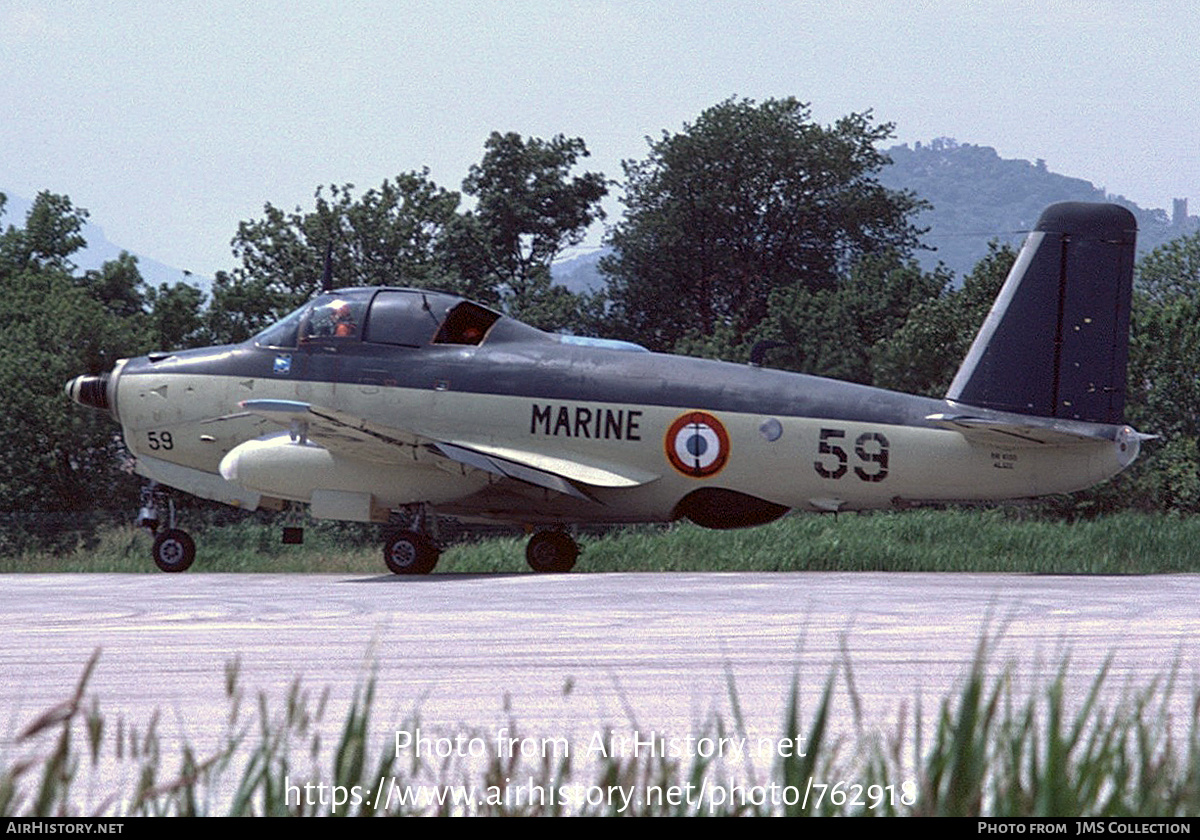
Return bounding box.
[253,289,502,350]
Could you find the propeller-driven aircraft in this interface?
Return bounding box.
[67,202,1146,574]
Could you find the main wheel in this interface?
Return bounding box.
[383,530,439,575]
[152,528,195,573]
[525,530,579,573]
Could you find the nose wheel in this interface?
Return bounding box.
[152,528,196,573]
[525,530,579,573]
[140,483,197,572]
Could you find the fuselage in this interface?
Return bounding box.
[75,287,1140,528]
[64,203,1147,574]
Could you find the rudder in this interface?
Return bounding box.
[946,202,1137,424]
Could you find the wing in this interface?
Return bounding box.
[239,399,659,503]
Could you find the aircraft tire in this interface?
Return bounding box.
[525,530,579,573]
[152,528,196,573]
[384,530,439,575]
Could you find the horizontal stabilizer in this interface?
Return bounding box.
[926,412,1139,445]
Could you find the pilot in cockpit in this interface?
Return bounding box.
[333,302,357,337]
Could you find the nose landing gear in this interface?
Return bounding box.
[152,528,196,573]
[140,483,196,573]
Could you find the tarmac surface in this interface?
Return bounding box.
[1,572,1196,783]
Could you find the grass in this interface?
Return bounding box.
[4,508,1200,574]
[2,636,1198,816]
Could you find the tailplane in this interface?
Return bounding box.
[946,202,1137,424]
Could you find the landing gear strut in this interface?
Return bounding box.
[525,530,579,573]
[383,505,440,575]
[140,483,196,573]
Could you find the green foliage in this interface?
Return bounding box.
[8,509,1200,575]
[1112,228,1200,512]
[455,132,608,332]
[205,269,281,345]
[213,173,464,343]
[0,270,146,511]
[460,133,606,293]
[672,253,950,391]
[756,254,950,384]
[214,135,609,339]
[671,320,752,364]
[603,97,927,351]
[873,242,1014,396]
[79,251,145,317]
[906,642,1193,818]
[0,194,153,512]
[1137,228,1200,304]
[144,279,208,350]
[0,190,89,274]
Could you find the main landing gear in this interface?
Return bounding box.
[383,530,440,575]
[139,483,196,573]
[381,509,581,575]
[383,504,440,575]
[525,530,579,573]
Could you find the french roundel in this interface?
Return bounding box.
[665,411,730,478]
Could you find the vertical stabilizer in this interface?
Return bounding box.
[946,202,1137,424]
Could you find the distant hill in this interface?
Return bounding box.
[1,191,211,296]
[551,247,607,294]
[553,140,1200,292]
[879,139,1197,278]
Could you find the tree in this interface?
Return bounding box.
[205,269,286,345]
[215,135,610,339]
[602,97,927,351]
[455,131,608,330]
[872,243,1015,396]
[1136,229,1200,304]
[1119,294,1200,510]
[0,269,146,511]
[145,279,207,349]
[81,251,145,317]
[1114,229,1200,511]
[763,254,951,385]
[671,253,950,388]
[0,194,151,512]
[0,190,89,274]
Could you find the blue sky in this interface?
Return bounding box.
[2,0,1197,279]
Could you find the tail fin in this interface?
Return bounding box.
[946,202,1137,424]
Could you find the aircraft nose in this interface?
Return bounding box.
[66,372,112,414]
